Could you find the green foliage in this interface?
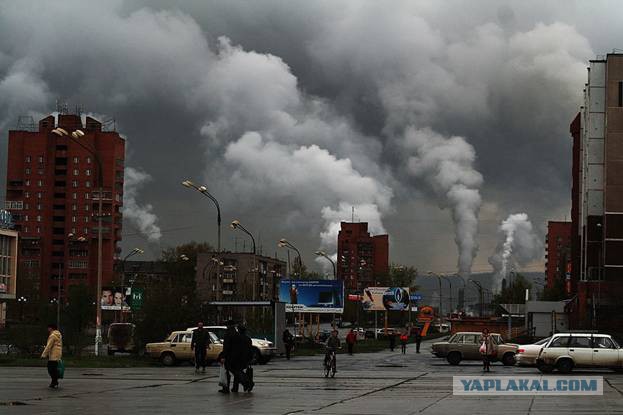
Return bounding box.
[6,324,46,355]
[540,277,567,301]
[62,284,95,356]
[492,273,533,305]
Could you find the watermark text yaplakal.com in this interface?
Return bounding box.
[453,376,603,396]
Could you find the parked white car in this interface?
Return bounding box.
[515,337,551,366]
[537,333,623,373]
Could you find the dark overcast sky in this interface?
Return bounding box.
[0,0,620,275]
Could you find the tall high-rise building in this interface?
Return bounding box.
[337,222,389,291]
[569,53,623,330]
[4,113,125,302]
[545,221,571,290]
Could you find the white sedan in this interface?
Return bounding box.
[515,337,551,366]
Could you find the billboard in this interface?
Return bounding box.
[279,280,344,313]
[362,287,410,311]
[101,287,131,311]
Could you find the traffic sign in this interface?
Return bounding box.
[131,288,144,310]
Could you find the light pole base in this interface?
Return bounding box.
[95,328,102,356]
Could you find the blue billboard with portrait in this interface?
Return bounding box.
[279,280,344,313]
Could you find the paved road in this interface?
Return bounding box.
[2,340,623,414]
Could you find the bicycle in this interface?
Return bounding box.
[324,349,337,378]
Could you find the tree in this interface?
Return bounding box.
[541,277,566,301]
[63,284,95,356]
[376,264,419,288]
[492,274,533,305]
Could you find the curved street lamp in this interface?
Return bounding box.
[53,127,105,356]
[181,180,222,253]
[231,220,258,300]
[314,250,336,279]
[278,238,303,277]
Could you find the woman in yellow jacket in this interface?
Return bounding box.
[41,323,63,388]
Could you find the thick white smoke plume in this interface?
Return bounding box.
[404,127,483,275]
[123,167,162,243]
[489,213,543,291]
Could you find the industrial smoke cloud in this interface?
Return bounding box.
[123,167,162,243]
[489,213,543,291]
[0,0,602,270]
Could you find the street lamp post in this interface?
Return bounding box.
[469,279,484,317]
[441,275,453,314]
[54,128,105,356]
[231,220,257,301]
[278,239,303,277]
[427,272,443,320]
[314,251,336,279]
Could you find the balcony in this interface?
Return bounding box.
[222,290,234,296]
[222,278,234,284]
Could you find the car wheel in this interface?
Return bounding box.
[160,352,176,366]
[502,352,516,366]
[556,358,574,374]
[250,348,262,365]
[447,352,461,365]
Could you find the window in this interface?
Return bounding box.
[37,204,42,211]
[87,157,92,164]
[84,205,89,212]
[37,192,42,199]
[25,156,31,163]
[549,336,571,348]
[72,216,77,223]
[84,216,89,223]
[569,336,592,348]
[24,203,29,210]
[86,169,91,176]
[36,215,41,222]
[71,227,76,235]
[38,156,44,163]
[85,181,91,188]
[38,169,44,175]
[73,169,79,176]
[85,193,90,200]
[72,180,78,188]
[462,334,478,344]
[25,179,30,186]
[25,191,30,198]
[37,180,43,187]
[72,204,77,211]
[84,227,89,234]
[23,226,29,233]
[595,337,615,349]
[68,260,88,269]
[25,168,30,175]
[72,193,77,200]
[24,215,29,221]
[73,157,79,164]
[36,227,40,233]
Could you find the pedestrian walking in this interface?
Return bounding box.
[400,330,409,354]
[236,326,254,392]
[191,321,212,374]
[41,323,62,389]
[479,328,495,372]
[283,329,295,360]
[388,332,396,351]
[218,320,238,394]
[345,329,357,355]
[414,327,422,353]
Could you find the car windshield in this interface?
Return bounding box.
[534,337,551,346]
[447,334,457,343]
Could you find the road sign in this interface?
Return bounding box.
[131,288,144,310]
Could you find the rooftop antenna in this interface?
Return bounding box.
[351,206,355,222]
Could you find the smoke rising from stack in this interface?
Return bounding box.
[123,167,162,243]
[404,127,483,275]
[489,213,543,291]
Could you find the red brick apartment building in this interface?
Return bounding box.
[4,113,124,303]
[337,222,388,291]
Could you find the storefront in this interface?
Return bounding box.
[0,210,18,328]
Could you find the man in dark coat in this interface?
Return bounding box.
[232,326,253,392]
[219,321,238,394]
[191,322,211,373]
[283,329,295,360]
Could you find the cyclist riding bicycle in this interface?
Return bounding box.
[324,329,341,375]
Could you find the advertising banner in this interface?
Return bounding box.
[279,280,344,313]
[362,287,410,311]
[101,287,131,311]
